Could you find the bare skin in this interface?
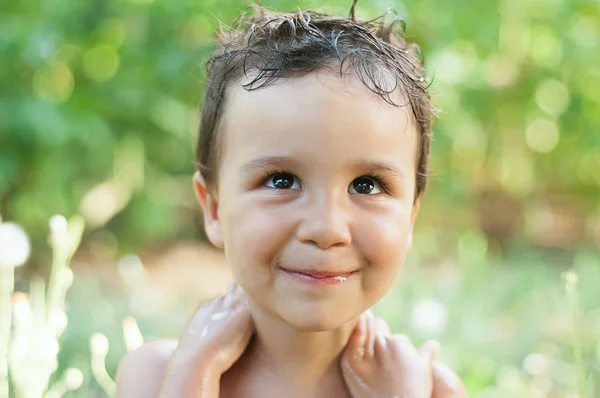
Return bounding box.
[341,310,439,398]
[158,281,254,397]
[115,283,467,398]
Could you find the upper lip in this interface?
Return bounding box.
[281,267,359,279]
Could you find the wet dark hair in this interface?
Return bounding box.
[196,3,435,200]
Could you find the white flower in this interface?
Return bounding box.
[122,316,144,352]
[49,215,68,234]
[118,254,145,283]
[49,215,70,249]
[522,353,549,376]
[90,333,110,357]
[63,368,84,390]
[0,222,31,268]
[561,270,578,285]
[12,292,32,328]
[410,298,448,335]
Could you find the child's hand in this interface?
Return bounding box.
[341,311,466,398]
[115,280,254,398]
[158,280,255,397]
[341,310,437,398]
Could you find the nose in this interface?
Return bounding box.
[296,192,352,250]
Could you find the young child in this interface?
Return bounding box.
[116,4,467,397]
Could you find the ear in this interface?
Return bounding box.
[193,172,224,248]
[407,197,421,250]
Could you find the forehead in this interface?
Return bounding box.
[219,71,418,171]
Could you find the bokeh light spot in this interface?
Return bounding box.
[177,15,212,48]
[569,16,599,48]
[98,19,127,48]
[531,28,562,67]
[526,118,560,153]
[83,45,120,82]
[485,55,519,88]
[32,62,74,103]
[535,79,570,116]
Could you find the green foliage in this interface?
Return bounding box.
[2,0,599,253]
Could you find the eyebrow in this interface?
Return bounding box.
[241,156,304,174]
[242,156,406,178]
[353,160,407,179]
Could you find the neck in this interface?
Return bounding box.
[242,302,358,393]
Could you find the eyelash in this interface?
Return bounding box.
[258,169,290,186]
[361,172,390,194]
[258,170,391,194]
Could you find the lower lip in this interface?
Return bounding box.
[281,269,358,286]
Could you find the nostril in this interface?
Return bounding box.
[297,227,352,250]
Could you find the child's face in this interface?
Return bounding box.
[195,71,420,331]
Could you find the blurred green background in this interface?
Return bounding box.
[1,0,599,396]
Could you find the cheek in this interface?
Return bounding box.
[221,201,293,286]
[363,202,412,257]
[357,205,413,293]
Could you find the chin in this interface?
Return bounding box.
[279,308,351,332]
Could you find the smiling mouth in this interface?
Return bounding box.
[280,267,359,286]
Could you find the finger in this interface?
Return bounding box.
[365,309,377,357]
[179,298,218,342]
[231,279,242,295]
[223,280,236,306]
[373,317,389,358]
[345,314,367,360]
[432,361,468,398]
[159,287,255,398]
[229,279,237,292]
[388,333,420,362]
[350,314,367,348]
[175,293,231,352]
[232,310,255,350]
[418,340,440,367]
[376,317,391,337]
[230,280,249,308]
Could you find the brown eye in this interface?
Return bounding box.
[349,177,382,195]
[265,173,301,190]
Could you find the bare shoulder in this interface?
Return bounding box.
[114,339,178,398]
